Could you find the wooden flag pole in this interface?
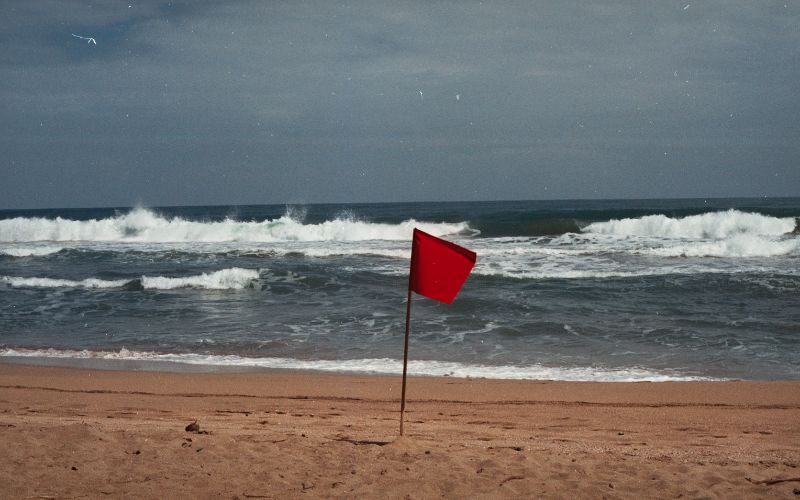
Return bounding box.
[399,283,412,436]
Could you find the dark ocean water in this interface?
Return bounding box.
[1,198,798,380]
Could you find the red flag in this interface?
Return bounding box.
[410,228,476,304]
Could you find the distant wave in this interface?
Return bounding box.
[1,267,259,291]
[0,208,472,243]
[583,209,796,239]
[0,348,716,381]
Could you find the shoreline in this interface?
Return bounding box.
[0,349,730,382]
[2,363,799,498]
[2,361,800,400]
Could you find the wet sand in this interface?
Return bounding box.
[1,363,799,498]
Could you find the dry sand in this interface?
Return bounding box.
[1,363,799,499]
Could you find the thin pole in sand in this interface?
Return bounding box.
[399,282,412,436]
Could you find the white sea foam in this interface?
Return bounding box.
[0,246,64,257]
[299,246,410,259]
[0,348,716,382]
[1,267,260,290]
[140,268,259,290]
[584,209,795,239]
[0,276,128,289]
[471,267,731,280]
[645,234,800,258]
[0,208,471,243]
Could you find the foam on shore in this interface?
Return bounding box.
[0,348,716,382]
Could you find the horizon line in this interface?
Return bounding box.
[1,195,798,213]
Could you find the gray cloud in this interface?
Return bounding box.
[1,0,798,208]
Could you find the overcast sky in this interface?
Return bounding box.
[1,1,798,209]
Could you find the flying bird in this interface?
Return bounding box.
[71,34,97,45]
[418,90,423,100]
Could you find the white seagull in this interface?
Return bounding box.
[71,33,97,45]
[418,90,423,100]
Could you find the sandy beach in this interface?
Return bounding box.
[1,363,799,499]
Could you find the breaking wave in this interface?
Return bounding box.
[0,348,716,382]
[139,268,259,290]
[0,246,64,257]
[1,267,259,291]
[583,209,796,239]
[0,208,472,243]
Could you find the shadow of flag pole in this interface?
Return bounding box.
[399,228,477,436]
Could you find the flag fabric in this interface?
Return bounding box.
[410,228,476,304]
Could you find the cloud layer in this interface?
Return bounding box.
[1,1,798,208]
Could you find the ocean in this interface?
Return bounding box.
[1,198,798,381]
